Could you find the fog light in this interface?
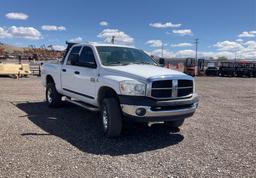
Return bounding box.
[135,108,146,116]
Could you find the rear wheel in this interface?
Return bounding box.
[46,83,62,107]
[101,98,122,137]
[166,119,185,128]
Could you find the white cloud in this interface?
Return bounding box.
[214,51,235,59]
[175,50,195,58]
[238,31,255,38]
[243,40,256,48]
[146,40,163,48]
[172,29,193,36]
[214,40,244,51]
[41,25,66,31]
[99,21,108,26]
[149,47,256,59]
[0,26,41,40]
[236,39,243,42]
[151,49,175,58]
[69,37,83,43]
[212,40,256,59]
[5,12,28,20]
[0,27,12,38]
[97,28,134,45]
[171,43,193,47]
[52,45,66,51]
[149,22,181,28]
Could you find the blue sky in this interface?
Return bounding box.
[0,0,255,59]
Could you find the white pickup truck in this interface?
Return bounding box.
[41,43,199,137]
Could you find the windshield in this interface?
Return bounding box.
[96,46,157,66]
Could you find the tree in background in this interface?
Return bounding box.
[217,56,228,61]
[0,46,5,56]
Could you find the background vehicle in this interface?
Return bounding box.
[42,43,199,137]
[218,62,236,77]
[184,58,205,76]
[184,58,196,76]
[205,62,218,76]
[236,62,253,77]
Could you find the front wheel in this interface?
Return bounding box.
[46,83,62,107]
[101,98,122,138]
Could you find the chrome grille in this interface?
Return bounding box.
[150,79,193,99]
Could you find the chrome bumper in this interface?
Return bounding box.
[121,102,198,118]
[121,94,199,118]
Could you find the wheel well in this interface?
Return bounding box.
[98,87,118,105]
[46,75,54,84]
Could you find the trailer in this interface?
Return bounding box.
[0,63,31,78]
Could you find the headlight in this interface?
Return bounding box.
[120,80,146,96]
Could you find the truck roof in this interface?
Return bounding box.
[75,42,136,49]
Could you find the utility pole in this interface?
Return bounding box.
[161,42,164,57]
[194,38,199,61]
[111,36,115,44]
[194,38,199,75]
[235,51,237,62]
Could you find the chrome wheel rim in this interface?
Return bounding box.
[47,88,53,103]
[102,106,108,131]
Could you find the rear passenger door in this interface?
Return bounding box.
[61,45,82,97]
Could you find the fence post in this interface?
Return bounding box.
[38,65,41,77]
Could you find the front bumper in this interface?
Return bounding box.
[119,94,199,122]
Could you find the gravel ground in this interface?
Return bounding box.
[0,76,255,177]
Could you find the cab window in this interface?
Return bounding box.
[66,46,82,65]
[78,47,97,68]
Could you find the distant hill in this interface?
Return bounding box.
[0,43,25,53]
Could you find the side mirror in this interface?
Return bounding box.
[69,54,79,65]
[159,58,165,67]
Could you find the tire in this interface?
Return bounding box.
[101,98,122,137]
[166,119,185,128]
[46,83,62,107]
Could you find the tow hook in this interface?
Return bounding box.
[148,121,164,127]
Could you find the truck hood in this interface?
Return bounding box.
[104,64,192,81]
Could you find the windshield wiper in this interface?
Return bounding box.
[107,61,130,66]
[131,61,153,65]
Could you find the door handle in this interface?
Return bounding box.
[74,71,80,75]
[90,77,96,82]
[62,69,66,72]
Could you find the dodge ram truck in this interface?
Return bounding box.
[41,43,199,137]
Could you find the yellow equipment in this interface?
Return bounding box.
[0,63,31,78]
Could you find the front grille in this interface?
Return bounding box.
[151,104,194,111]
[177,80,193,97]
[152,80,172,88]
[151,89,172,98]
[151,80,172,98]
[151,79,193,99]
[178,80,193,87]
[178,88,193,97]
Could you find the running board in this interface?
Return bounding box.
[65,98,99,112]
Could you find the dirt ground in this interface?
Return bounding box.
[0,76,255,178]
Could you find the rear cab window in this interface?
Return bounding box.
[66,46,82,65]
